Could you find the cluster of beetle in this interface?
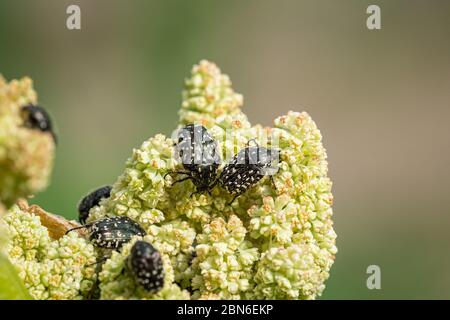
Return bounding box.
[19,108,280,204]
[64,124,280,294]
[20,104,281,294]
[69,190,165,293]
[170,124,281,204]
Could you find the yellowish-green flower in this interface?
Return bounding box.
[1,60,336,300]
[254,244,329,300]
[92,60,337,300]
[179,60,244,127]
[191,215,259,299]
[0,76,54,209]
[3,204,97,300]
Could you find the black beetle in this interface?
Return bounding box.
[126,240,164,293]
[78,186,112,224]
[218,145,280,204]
[66,217,146,249]
[168,124,221,195]
[21,104,57,143]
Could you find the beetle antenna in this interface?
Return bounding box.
[65,225,87,235]
[227,194,239,206]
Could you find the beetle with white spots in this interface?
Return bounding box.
[219,145,281,203]
[66,216,146,249]
[169,124,221,195]
[127,240,165,293]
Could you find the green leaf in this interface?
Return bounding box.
[0,253,32,300]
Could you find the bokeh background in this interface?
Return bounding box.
[1,0,449,299]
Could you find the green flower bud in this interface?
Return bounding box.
[254,244,329,300]
[179,60,245,128]
[2,204,97,300]
[191,215,259,299]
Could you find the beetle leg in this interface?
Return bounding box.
[227,194,239,206]
[87,255,108,267]
[270,175,278,191]
[190,190,200,198]
[172,176,192,186]
[208,178,219,190]
[164,170,192,179]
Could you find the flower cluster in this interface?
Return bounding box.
[97,237,189,300]
[191,215,259,299]
[179,60,244,128]
[1,60,336,300]
[0,76,54,210]
[89,60,337,299]
[3,203,97,299]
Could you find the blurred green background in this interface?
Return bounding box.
[1,0,449,299]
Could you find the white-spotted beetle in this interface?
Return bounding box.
[219,145,280,204]
[66,217,146,249]
[168,124,221,195]
[127,240,164,293]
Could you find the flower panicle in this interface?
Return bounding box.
[1,60,336,300]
